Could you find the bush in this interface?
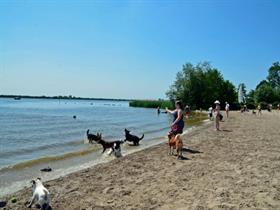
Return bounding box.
[259,102,268,109]
[246,103,256,110]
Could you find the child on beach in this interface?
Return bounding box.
[214,100,221,131]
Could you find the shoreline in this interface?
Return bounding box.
[3,112,280,209]
[0,122,206,198]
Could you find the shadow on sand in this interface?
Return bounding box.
[182,147,202,154]
[221,129,233,132]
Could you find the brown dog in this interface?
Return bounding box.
[168,133,183,159]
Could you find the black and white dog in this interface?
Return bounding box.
[27,178,51,210]
[107,141,123,158]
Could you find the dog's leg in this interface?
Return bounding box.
[27,194,36,208]
[169,146,172,155]
[102,147,106,154]
[107,148,113,156]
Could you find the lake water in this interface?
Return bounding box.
[0,98,175,196]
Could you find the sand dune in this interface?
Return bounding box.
[2,111,280,210]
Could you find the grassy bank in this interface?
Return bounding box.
[185,111,208,126]
[129,100,173,109]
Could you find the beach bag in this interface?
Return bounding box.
[219,113,223,121]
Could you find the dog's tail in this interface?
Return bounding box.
[175,134,182,142]
[86,129,90,136]
[139,134,144,140]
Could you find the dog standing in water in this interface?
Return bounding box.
[168,133,183,159]
[86,129,102,144]
[27,178,51,210]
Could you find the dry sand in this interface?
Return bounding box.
[2,111,280,210]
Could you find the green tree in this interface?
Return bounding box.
[267,62,280,88]
[166,62,237,109]
[255,83,277,104]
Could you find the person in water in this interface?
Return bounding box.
[166,100,185,135]
[157,106,161,115]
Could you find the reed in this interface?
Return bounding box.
[129,100,173,109]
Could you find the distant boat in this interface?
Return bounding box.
[14,97,21,100]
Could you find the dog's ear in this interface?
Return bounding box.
[31,180,35,185]
[37,177,41,181]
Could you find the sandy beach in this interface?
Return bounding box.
[2,111,280,210]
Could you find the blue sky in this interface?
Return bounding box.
[0,0,279,99]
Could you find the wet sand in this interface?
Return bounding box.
[2,111,280,210]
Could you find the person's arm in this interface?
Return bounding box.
[171,109,183,126]
[165,107,175,114]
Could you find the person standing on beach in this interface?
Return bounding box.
[225,102,230,118]
[166,100,185,136]
[257,104,262,115]
[214,100,221,131]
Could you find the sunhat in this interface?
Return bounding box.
[214,100,220,104]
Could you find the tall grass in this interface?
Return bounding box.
[129,100,173,109]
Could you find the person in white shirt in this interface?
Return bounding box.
[208,107,213,120]
[225,102,230,118]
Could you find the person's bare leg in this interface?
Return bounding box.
[215,116,220,131]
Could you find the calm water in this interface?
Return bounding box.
[0,98,173,196]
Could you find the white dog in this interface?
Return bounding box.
[27,178,51,210]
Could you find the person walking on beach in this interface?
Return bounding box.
[208,106,213,120]
[214,100,221,131]
[185,105,190,118]
[257,104,262,115]
[166,100,185,136]
[225,102,230,118]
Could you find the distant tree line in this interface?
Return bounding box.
[0,94,130,101]
[166,61,280,110]
[246,62,280,109]
[166,62,237,110]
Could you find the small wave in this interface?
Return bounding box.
[0,139,85,158]
[143,126,170,135]
[0,145,100,173]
